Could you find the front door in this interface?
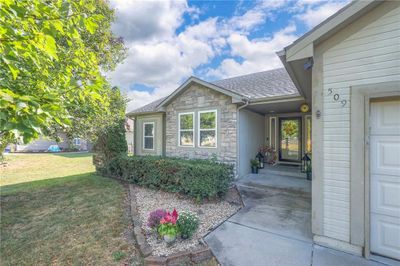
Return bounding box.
[370,99,400,260]
[279,117,302,162]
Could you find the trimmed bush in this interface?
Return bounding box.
[102,155,233,200]
[93,119,128,170]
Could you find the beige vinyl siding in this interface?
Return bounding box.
[321,3,400,242]
[135,114,164,156]
[238,109,265,177]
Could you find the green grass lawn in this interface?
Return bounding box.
[0,153,95,187]
[0,153,140,266]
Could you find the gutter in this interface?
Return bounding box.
[237,99,249,111]
[249,95,305,105]
[126,111,165,118]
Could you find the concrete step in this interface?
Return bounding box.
[259,165,307,179]
[236,173,311,196]
[237,185,311,210]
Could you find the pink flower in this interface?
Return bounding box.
[172,208,178,220]
[160,218,166,224]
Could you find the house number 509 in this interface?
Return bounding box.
[328,88,347,107]
[333,93,339,101]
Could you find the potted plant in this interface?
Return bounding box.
[177,211,199,239]
[250,159,259,174]
[157,209,179,244]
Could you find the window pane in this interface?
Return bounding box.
[200,112,216,129]
[180,114,193,130]
[144,137,153,149]
[280,119,300,161]
[144,124,154,136]
[180,131,193,146]
[200,130,216,147]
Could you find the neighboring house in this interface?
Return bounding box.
[127,0,400,261]
[125,117,134,154]
[10,133,91,152]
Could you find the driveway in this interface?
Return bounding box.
[205,173,392,266]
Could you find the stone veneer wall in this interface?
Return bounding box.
[165,84,238,173]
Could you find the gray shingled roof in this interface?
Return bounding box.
[127,68,298,115]
[211,68,298,99]
[127,97,166,115]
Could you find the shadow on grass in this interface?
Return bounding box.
[52,152,94,158]
[0,172,101,196]
[0,171,133,266]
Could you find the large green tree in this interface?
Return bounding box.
[0,0,126,153]
[59,86,127,144]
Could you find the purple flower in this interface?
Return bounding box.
[147,209,167,228]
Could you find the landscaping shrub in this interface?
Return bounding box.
[102,155,234,200]
[93,119,128,170]
[177,211,199,239]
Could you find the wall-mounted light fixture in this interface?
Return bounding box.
[316,110,321,119]
[303,58,314,70]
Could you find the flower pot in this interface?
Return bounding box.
[163,234,176,244]
[251,166,258,174]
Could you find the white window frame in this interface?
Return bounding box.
[178,112,195,147]
[143,122,155,150]
[73,138,81,146]
[198,110,217,148]
[269,117,276,149]
[305,115,312,154]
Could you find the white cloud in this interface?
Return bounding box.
[296,1,349,29]
[207,24,298,78]
[108,15,221,111]
[108,0,349,112]
[228,8,267,31]
[110,0,187,42]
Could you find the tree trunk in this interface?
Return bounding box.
[0,133,14,161]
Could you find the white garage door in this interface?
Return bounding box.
[370,99,400,260]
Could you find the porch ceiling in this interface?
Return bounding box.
[245,98,307,114]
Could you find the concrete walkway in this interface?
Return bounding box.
[205,171,394,266]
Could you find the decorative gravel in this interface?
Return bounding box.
[131,186,241,256]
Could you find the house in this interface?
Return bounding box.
[127,0,399,261]
[9,133,91,152]
[127,68,306,177]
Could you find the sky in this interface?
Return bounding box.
[107,0,350,112]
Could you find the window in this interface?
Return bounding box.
[73,138,81,146]
[179,112,194,146]
[198,110,217,148]
[143,122,154,150]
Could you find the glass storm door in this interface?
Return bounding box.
[279,117,302,162]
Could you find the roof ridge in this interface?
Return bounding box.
[211,67,285,83]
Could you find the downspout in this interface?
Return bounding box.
[236,99,249,179]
